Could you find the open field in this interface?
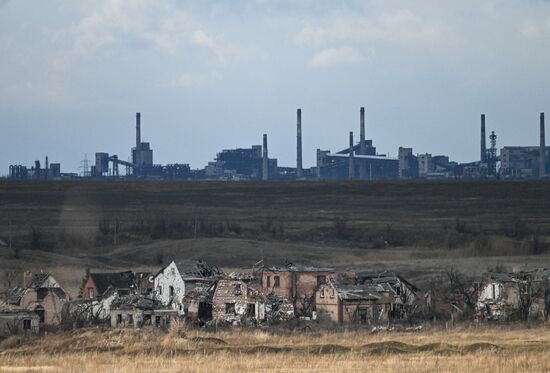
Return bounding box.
[0,326,548,372]
[1,180,550,295]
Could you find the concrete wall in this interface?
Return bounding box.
[0,312,39,337]
[153,261,185,315]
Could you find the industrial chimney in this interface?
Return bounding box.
[297,109,303,179]
[262,134,269,181]
[359,107,366,179]
[136,112,141,150]
[540,112,546,178]
[481,114,487,163]
[349,131,354,180]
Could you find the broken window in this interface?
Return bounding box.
[246,303,256,318]
[266,276,271,287]
[23,319,31,330]
[116,314,122,325]
[169,286,175,297]
[234,284,242,295]
[320,288,325,298]
[395,286,401,296]
[330,288,335,298]
[491,284,497,299]
[144,314,152,325]
[317,275,326,285]
[155,316,161,327]
[225,303,236,314]
[128,314,134,326]
[88,288,94,299]
[274,276,280,288]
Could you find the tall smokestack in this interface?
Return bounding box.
[262,134,268,181]
[540,112,546,178]
[349,131,354,180]
[481,114,486,163]
[297,109,303,179]
[136,112,141,150]
[359,107,366,179]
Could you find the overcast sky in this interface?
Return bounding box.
[1,0,550,174]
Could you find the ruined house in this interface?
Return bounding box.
[315,280,393,324]
[80,271,139,320]
[0,305,40,337]
[212,279,266,325]
[183,281,215,322]
[476,271,550,321]
[110,295,178,329]
[356,271,422,319]
[261,263,335,315]
[3,272,69,326]
[152,261,185,315]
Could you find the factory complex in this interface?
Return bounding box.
[7,109,550,181]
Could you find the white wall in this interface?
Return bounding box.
[153,261,185,315]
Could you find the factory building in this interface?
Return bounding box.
[498,113,548,179]
[8,157,62,180]
[316,108,398,180]
[206,143,278,181]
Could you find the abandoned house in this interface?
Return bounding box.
[356,271,422,319]
[315,280,394,324]
[2,272,69,326]
[184,281,214,322]
[110,295,178,329]
[152,261,185,315]
[212,279,266,324]
[476,271,550,321]
[0,305,40,337]
[261,263,335,315]
[80,271,139,320]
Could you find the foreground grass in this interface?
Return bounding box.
[0,326,549,372]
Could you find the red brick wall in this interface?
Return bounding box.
[82,276,98,300]
[262,271,293,299]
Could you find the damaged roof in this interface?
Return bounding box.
[90,271,136,295]
[110,295,162,310]
[4,287,26,305]
[332,283,383,301]
[27,273,51,289]
[265,262,334,273]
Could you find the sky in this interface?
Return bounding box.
[1,0,550,174]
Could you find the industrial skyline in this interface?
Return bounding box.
[6,108,549,181]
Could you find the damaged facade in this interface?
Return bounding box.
[212,279,266,325]
[3,272,69,327]
[261,263,335,315]
[110,295,178,329]
[476,270,550,321]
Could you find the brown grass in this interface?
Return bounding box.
[0,326,548,372]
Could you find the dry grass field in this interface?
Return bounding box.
[0,326,548,372]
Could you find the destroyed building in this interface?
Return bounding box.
[2,272,69,327]
[261,263,335,316]
[0,306,40,337]
[212,279,266,325]
[110,295,178,329]
[476,270,550,322]
[152,261,185,315]
[315,280,393,324]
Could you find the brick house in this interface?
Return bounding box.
[315,280,393,324]
[261,263,335,315]
[212,279,266,324]
[3,272,69,326]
